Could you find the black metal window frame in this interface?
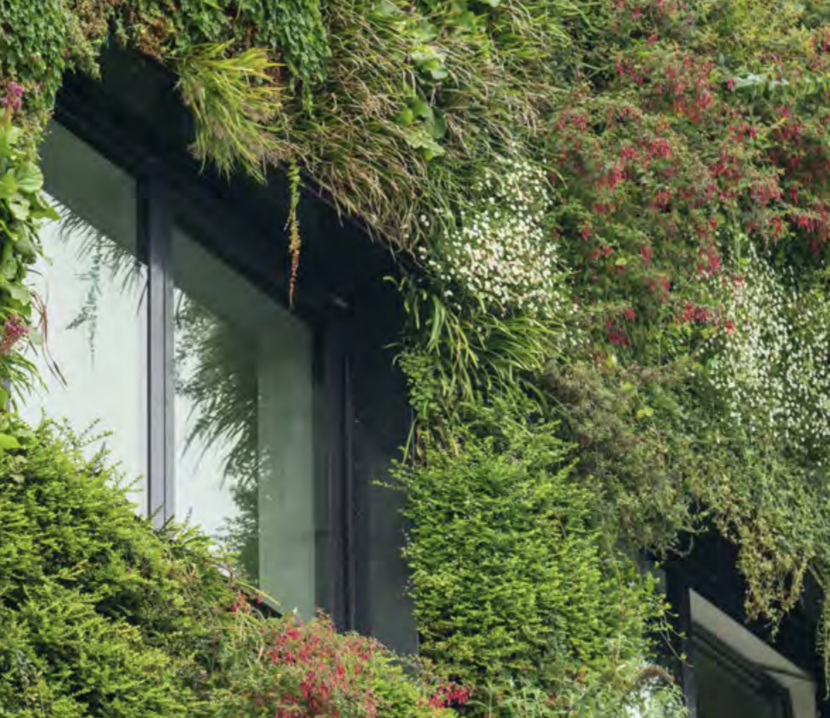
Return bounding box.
[49,81,358,631]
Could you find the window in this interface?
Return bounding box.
[22,124,148,511]
[171,228,317,616]
[28,122,327,618]
[686,591,816,718]
[693,627,792,718]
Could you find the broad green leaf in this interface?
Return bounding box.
[0,170,17,199]
[13,235,37,261]
[395,107,415,125]
[14,162,44,192]
[8,283,30,305]
[2,256,18,280]
[0,433,21,450]
[412,97,432,119]
[9,197,29,221]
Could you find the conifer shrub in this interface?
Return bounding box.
[395,399,683,717]
[0,416,456,718]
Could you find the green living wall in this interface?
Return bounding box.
[3,0,830,716]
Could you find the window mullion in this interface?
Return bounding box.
[143,179,175,527]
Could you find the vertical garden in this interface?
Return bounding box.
[3,0,830,715]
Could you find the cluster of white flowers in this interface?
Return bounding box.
[707,247,830,451]
[420,159,569,318]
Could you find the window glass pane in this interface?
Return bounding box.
[172,229,317,616]
[20,124,148,513]
[693,629,791,718]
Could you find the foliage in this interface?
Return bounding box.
[396,279,562,415]
[218,610,461,718]
[0,415,460,718]
[394,397,682,716]
[391,0,830,710]
[0,95,56,402]
[0,0,102,131]
[114,0,329,92]
[0,416,245,717]
[172,0,580,245]
[706,245,830,453]
[176,43,284,182]
[536,0,830,660]
[8,0,830,713]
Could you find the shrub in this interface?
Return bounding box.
[0,416,458,718]
[394,399,680,716]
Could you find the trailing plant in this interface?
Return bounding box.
[705,245,830,453]
[420,158,569,318]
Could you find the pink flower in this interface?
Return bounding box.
[1,82,23,111]
[0,315,29,355]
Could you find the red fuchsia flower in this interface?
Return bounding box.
[1,82,23,112]
[0,315,29,355]
[428,682,473,709]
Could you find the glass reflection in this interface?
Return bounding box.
[172,229,316,616]
[21,124,148,511]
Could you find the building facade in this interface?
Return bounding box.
[30,47,827,718]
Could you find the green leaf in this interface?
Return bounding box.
[373,0,399,17]
[8,197,29,221]
[14,162,44,193]
[400,128,446,157]
[31,199,60,222]
[457,11,476,30]
[13,235,37,262]
[0,124,22,153]
[395,107,415,125]
[636,407,654,419]
[0,434,21,451]
[8,283,30,306]
[431,110,448,139]
[412,98,432,119]
[0,170,18,199]
[2,256,18,281]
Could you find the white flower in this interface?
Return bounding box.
[425,158,568,319]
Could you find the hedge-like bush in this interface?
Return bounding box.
[395,399,682,717]
[0,417,456,718]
